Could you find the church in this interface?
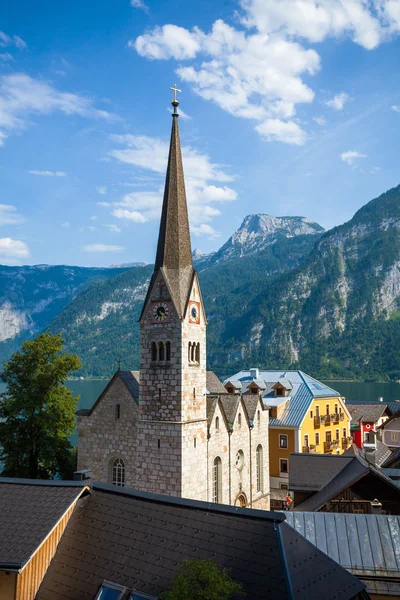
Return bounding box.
[76,88,270,510]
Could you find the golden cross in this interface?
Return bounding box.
[170,83,182,103]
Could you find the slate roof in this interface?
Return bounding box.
[76,370,140,416]
[0,478,87,570]
[382,446,400,468]
[345,398,400,417]
[348,404,388,425]
[285,512,400,597]
[293,453,400,512]
[289,453,354,492]
[219,395,240,426]
[206,371,226,395]
[344,439,393,468]
[224,370,341,427]
[36,482,366,600]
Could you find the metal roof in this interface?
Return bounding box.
[286,512,400,597]
[224,370,341,428]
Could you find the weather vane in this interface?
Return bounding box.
[170,83,181,115]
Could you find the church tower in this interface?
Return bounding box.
[135,87,208,500]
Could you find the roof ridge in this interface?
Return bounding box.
[0,477,86,487]
[92,481,285,523]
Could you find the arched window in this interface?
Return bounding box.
[213,457,222,503]
[151,341,157,362]
[257,410,260,425]
[166,341,171,362]
[216,416,220,430]
[256,445,263,493]
[191,342,195,363]
[188,342,192,363]
[115,404,120,420]
[158,341,165,362]
[238,413,242,427]
[195,342,200,364]
[111,458,125,487]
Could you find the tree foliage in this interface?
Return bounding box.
[160,558,244,600]
[0,332,81,479]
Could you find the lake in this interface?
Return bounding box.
[1,378,400,408]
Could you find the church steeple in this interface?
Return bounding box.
[152,85,194,319]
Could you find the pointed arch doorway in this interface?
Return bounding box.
[235,492,248,508]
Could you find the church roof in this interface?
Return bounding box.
[206,371,226,395]
[36,481,366,600]
[76,370,140,416]
[141,108,194,320]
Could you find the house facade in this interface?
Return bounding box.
[224,370,352,506]
[380,416,400,448]
[348,404,388,450]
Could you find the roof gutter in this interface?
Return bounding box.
[0,563,22,573]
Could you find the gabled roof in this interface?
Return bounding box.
[219,395,240,426]
[289,453,354,492]
[224,370,341,427]
[206,371,226,395]
[273,378,293,390]
[293,453,400,512]
[242,395,262,423]
[36,481,366,600]
[382,446,400,468]
[76,370,139,417]
[286,512,400,597]
[0,478,87,570]
[348,404,388,424]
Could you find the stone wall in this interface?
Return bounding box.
[76,376,138,486]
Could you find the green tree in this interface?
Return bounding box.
[0,332,81,479]
[161,559,244,600]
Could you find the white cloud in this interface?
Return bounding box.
[29,170,66,177]
[0,237,29,264]
[84,243,125,252]
[313,116,326,126]
[90,216,98,221]
[340,150,367,165]
[105,224,121,232]
[0,31,27,50]
[130,0,148,10]
[112,208,148,223]
[97,201,112,207]
[61,221,70,228]
[132,2,400,144]
[96,185,107,195]
[392,105,400,113]
[0,53,14,62]
[191,223,220,239]
[0,73,114,145]
[325,92,351,111]
[108,133,237,235]
[0,204,24,225]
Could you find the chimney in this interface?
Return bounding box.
[370,498,382,514]
[73,469,92,481]
[250,368,259,380]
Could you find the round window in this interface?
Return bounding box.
[235,450,244,470]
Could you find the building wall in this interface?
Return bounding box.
[207,398,269,509]
[0,571,16,600]
[300,397,350,454]
[136,271,208,500]
[77,376,138,486]
[382,418,400,447]
[269,428,295,488]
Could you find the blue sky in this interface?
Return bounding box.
[1,0,400,266]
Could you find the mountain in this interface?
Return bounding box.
[211,185,400,380]
[46,215,323,377]
[0,265,127,366]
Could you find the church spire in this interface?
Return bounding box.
[152,86,194,318]
[155,85,192,272]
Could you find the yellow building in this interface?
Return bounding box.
[224,369,352,505]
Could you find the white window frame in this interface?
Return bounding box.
[279,434,288,449]
[279,458,289,476]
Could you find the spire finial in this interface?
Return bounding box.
[170,83,181,115]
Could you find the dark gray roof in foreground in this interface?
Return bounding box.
[289,453,354,492]
[36,482,366,600]
[286,512,400,597]
[0,478,86,569]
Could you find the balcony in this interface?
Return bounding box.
[302,444,317,454]
[342,436,353,450]
[314,415,321,427]
[324,415,331,425]
[324,439,340,453]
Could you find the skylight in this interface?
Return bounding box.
[94,582,156,600]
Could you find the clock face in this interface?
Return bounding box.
[189,301,200,324]
[152,302,169,322]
